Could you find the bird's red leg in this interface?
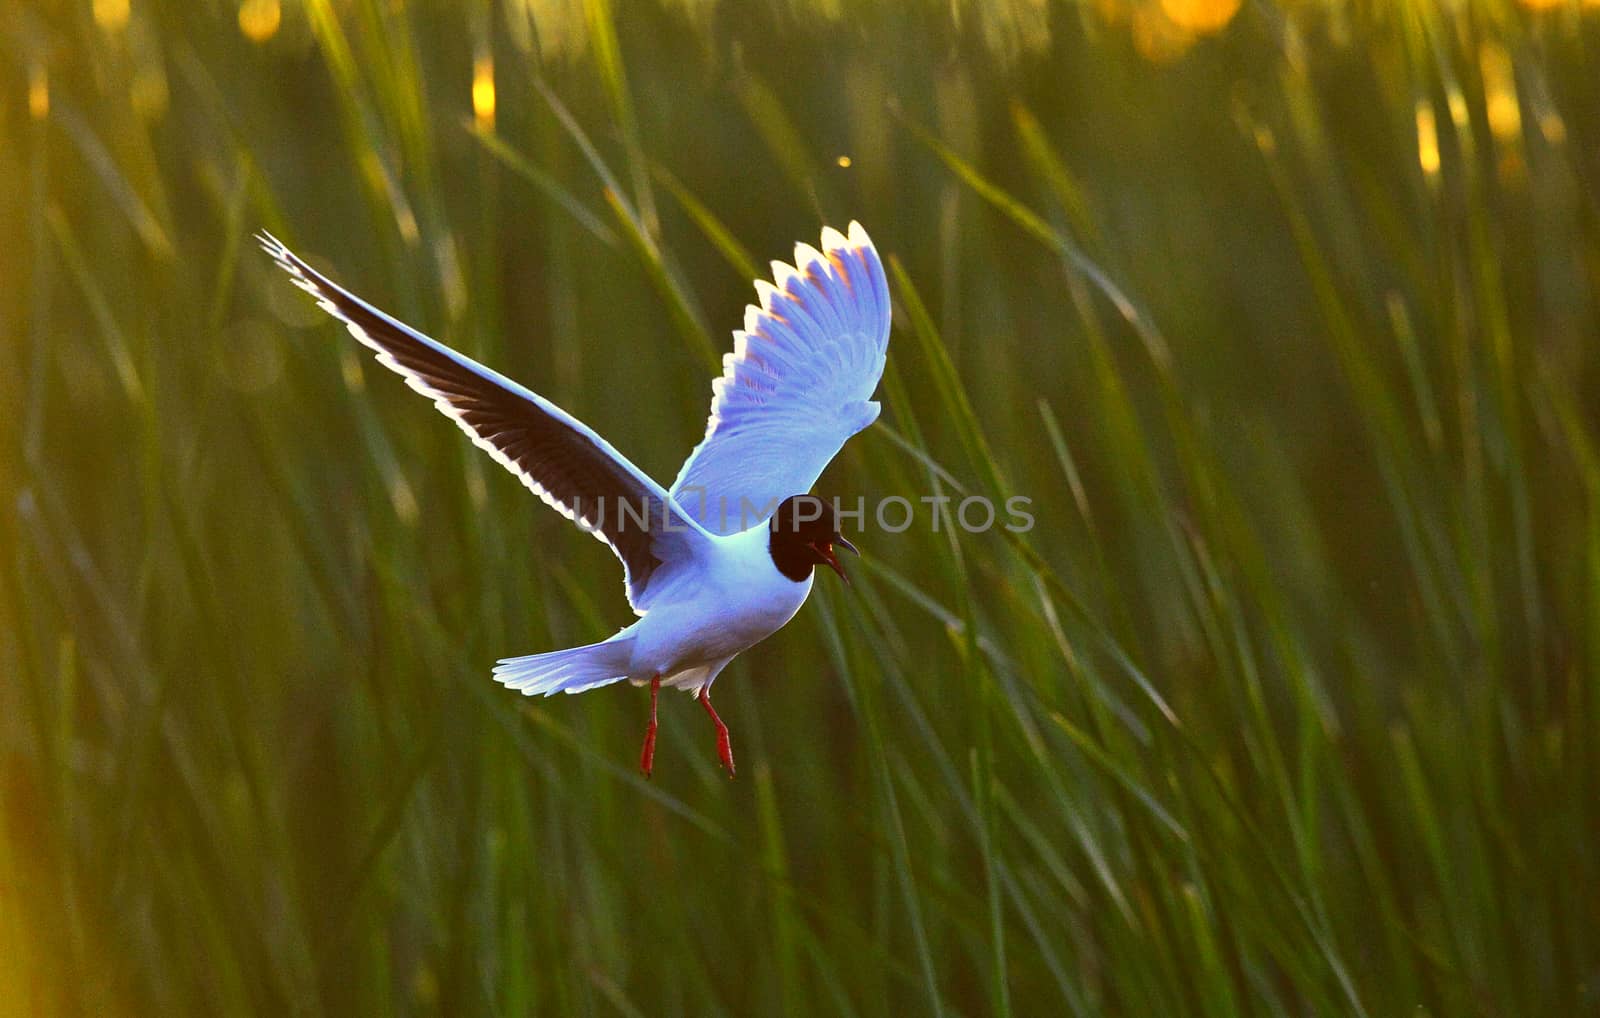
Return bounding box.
[697,688,735,778]
[639,674,661,778]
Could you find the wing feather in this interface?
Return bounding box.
[259,232,706,612]
[670,222,891,534]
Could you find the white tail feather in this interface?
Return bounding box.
[493,637,636,696]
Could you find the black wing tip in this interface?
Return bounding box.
[257,231,337,306]
[255,229,287,258]
[256,229,305,277]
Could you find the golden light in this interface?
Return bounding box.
[1160,0,1241,34]
[1487,93,1521,141]
[1479,45,1521,142]
[93,0,131,32]
[836,155,852,168]
[28,66,48,120]
[238,0,281,43]
[1479,44,1512,89]
[472,55,496,130]
[1516,0,1565,9]
[1415,101,1440,178]
[1420,100,1446,177]
[1133,6,1194,63]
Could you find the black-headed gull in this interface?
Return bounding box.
[261,224,890,777]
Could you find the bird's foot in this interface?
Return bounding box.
[639,674,661,778]
[697,688,735,778]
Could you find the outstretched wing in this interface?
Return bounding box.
[670,222,891,535]
[260,233,707,613]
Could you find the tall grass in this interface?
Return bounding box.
[4,1,1598,1014]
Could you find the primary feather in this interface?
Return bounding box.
[257,232,708,612]
[670,221,891,534]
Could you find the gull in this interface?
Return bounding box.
[261,223,890,777]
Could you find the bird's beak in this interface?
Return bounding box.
[812,541,852,586]
[835,535,859,557]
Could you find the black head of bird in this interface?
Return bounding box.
[769,495,859,585]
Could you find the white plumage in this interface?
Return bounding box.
[262,223,891,775]
[672,222,890,535]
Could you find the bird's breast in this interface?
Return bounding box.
[702,544,812,648]
[630,533,813,676]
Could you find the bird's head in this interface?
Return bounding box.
[769,495,859,585]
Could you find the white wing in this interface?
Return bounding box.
[259,233,708,613]
[670,222,891,535]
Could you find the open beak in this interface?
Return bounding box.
[812,540,853,586]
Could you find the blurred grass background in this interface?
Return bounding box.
[4,0,1600,1013]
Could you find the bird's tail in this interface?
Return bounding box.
[492,636,637,696]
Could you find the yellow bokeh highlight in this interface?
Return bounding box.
[1160,0,1241,34]
[93,0,131,32]
[1516,0,1564,9]
[1133,6,1194,63]
[472,56,496,130]
[836,155,852,168]
[1487,92,1521,141]
[1415,101,1440,177]
[1480,46,1521,143]
[28,67,48,120]
[238,0,281,43]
